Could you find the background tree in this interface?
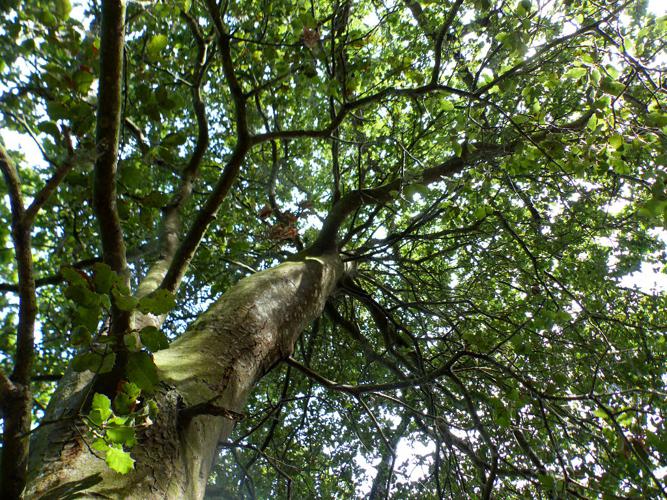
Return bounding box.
[0,0,666,498]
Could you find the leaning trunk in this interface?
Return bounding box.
[25,252,342,498]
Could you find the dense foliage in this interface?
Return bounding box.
[1,0,666,497]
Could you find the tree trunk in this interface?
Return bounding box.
[25,252,342,499]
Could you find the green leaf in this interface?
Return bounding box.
[563,67,587,80]
[88,393,113,426]
[590,68,601,86]
[593,408,608,420]
[138,289,176,315]
[112,286,138,312]
[609,134,624,150]
[587,114,599,131]
[148,400,159,419]
[539,474,555,490]
[646,112,667,128]
[73,70,94,94]
[120,164,144,190]
[600,77,625,96]
[99,352,117,374]
[496,409,511,428]
[65,284,99,308]
[73,304,101,333]
[72,351,116,374]
[93,263,116,294]
[139,207,153,229]
[61,266,89,286]
[114,382,140,414]
[647,431,667,456]
[106,446,135,474]
[71,325,92,346]
[473,206,487,220]
[91,438,109,452]
[71,352,91,373]
[140,326,169,352]
[53,0,72,20]
[106,426,136,446]
[113,393,134,415]
[109,415,129,425]
[146,34,168,62]
[141,190,170,208]
[71,352,97,372]
[121,381,142,400]
[126,352,160,393]
[92,393,112,414]
[517,0,531,16]
[123,333,141,352]
[552,372,567,386]
[440,100,454,111]
[161,133,187,147]
[37,120,60,139]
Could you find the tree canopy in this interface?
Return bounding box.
[1,0,666,498]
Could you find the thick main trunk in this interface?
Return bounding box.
[25,252,342,499]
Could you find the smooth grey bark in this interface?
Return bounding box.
[25,252,342,499]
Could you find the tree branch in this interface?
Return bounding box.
[310,142,499,252]
[0,144,37,499]
[93,0,129,281]
[24,161,74,225]
[249,83,474,146]
[31,373,64,382]
[475,2,633,96]
[160,3,251,292]
[431,0,464,83]
[0,369,16,412]
[137,11,213,298]
[325,302,407,379]
[308,99,596,254]
[0,257,104,293]
[24,130,76,225]
[91,0,130,395]
[179,401,245,426]
[286,350,467,395]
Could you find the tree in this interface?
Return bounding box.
[0,0,665,497]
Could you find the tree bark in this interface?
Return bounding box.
[25,252,342,499]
